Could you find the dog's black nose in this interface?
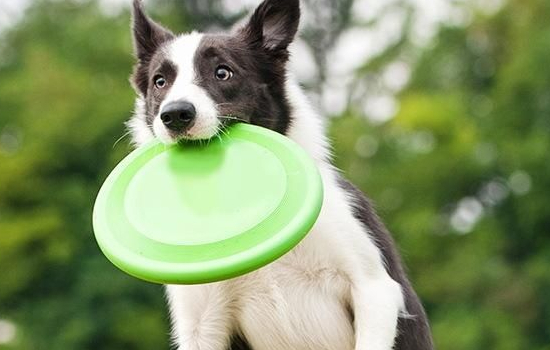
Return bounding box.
[160,101,196,132]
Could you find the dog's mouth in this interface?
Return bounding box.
[161,116,248,145]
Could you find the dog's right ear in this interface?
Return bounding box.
[132,0,174,63]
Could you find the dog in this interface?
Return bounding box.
[127,0,434,349]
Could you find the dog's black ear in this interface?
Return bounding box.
[240,0,300,54]
[132,0,174,62]
[131,0,174,95]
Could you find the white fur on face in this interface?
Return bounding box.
[127,97,154,146]
[152,32,221,143]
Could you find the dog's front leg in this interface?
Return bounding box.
[351,274,404,350]
[166,283,233,350]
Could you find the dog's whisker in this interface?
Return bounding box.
[218,116,248,123]
[215,102,234,107]
[220,126,230,137]
[113,131,132,149]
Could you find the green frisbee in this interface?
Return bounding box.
[92,123,323,284]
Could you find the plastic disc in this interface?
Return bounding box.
[92,123,323,284]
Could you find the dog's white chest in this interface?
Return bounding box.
[234,247,355,350]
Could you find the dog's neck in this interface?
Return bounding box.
[284,76,331,165]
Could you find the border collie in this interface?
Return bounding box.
[127,0,434,349]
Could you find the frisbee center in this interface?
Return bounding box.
[124,140,287,245]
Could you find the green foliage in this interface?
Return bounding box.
[0,1,169,349]
[330,0,550,348]
[0,0,549,349]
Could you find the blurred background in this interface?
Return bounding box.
[1,0,549,349]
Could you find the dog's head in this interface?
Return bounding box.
[129,0,300,144]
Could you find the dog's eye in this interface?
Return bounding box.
[215,66,233,81]
[154,75,167,89]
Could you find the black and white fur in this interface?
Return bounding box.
[128,0,434,349]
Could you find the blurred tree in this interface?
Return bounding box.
[330,0,550,349]
[0,1,170,349]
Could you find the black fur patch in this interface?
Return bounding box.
[337,177,435,350]
[194,34,293,134]
[192,0,300,135]
[143,58,178,126]
[229,333,252,350]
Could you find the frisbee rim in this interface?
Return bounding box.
[92,124,323,284]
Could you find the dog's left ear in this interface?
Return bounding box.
[240,0,300,55]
